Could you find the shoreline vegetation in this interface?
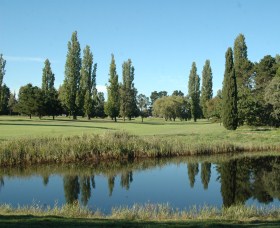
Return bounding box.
[0,116,280,167]
[1,203,280,227]
[1,131,280,167]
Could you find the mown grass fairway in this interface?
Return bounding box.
[0,115,279,142]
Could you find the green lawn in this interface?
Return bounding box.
[0,115,224,139]
[0,115,279,146]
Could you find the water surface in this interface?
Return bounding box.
[0,154,279,213]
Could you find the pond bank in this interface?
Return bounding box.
[1,203,280,227]
[1,131,280,166]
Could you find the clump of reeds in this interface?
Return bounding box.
[0,131,280,166]
[1,203,280,221]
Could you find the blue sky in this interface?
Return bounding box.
[1,0,279,98]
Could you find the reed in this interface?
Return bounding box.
[0,131,280,166]
[1,203,280,222]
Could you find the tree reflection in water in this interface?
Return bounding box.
[0,155,280,207]
[58,156,280,206]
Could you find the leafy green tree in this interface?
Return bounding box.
[0,54,6,96]
[105,54,119,122]
[137,94,149,122]
[172,90,184,97]
[62,31,81,119]
[153,95,190,121]
[149,91,168,115]
[206,91,222,122]
[94,92,106,118]
[120,59,138,121]
[222,48,238,130]
[253,55,278,126]
[233,34,254,125]
[201,60,213,119]
[188,62,200,122]
[8,91,17,115]
[150,91,168,105]
[16,84,45,119]
[264,67,280,126]
[0,84,10,114]
[45,89,61,119]
[58,84,69,116]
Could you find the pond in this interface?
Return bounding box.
[0,153,280,213]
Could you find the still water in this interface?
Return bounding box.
[0,154,280,213]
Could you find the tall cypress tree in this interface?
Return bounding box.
[233,34,253,125]
[201,60,213,119]
[222,48,238,130]
[233,34,248,88]
[188,62,200,122]
[63,31,81,119]
[105,54,119,122]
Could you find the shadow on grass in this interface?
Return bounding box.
[250,128,272,132]
[1,215,280,227]
[0,122,115,131]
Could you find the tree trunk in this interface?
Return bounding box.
[141,117,143,123]
[114,116,117,122]
[87,115,91,120]
[52,115,55,120]
[29,114,31,119]
[73,115,77,120]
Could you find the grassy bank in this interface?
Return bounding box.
[1,203,280,227]
[1,131,280,166]
[0,116,280,166]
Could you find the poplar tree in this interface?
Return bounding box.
[63,31,81,119]
[188,62,200,122]
[105,54,119,122]
[0,54,6,96]
[120,59,137,121]
[79,45,94,119]
[41,59,60,119]
[201,60,213,119]
[222,48,238,130]
[42,59,55,92]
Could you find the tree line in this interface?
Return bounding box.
[0,32,279,129]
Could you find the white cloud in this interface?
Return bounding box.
[4,56,46,63]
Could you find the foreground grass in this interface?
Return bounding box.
[0,116,280,166]
[1,203,280,227]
